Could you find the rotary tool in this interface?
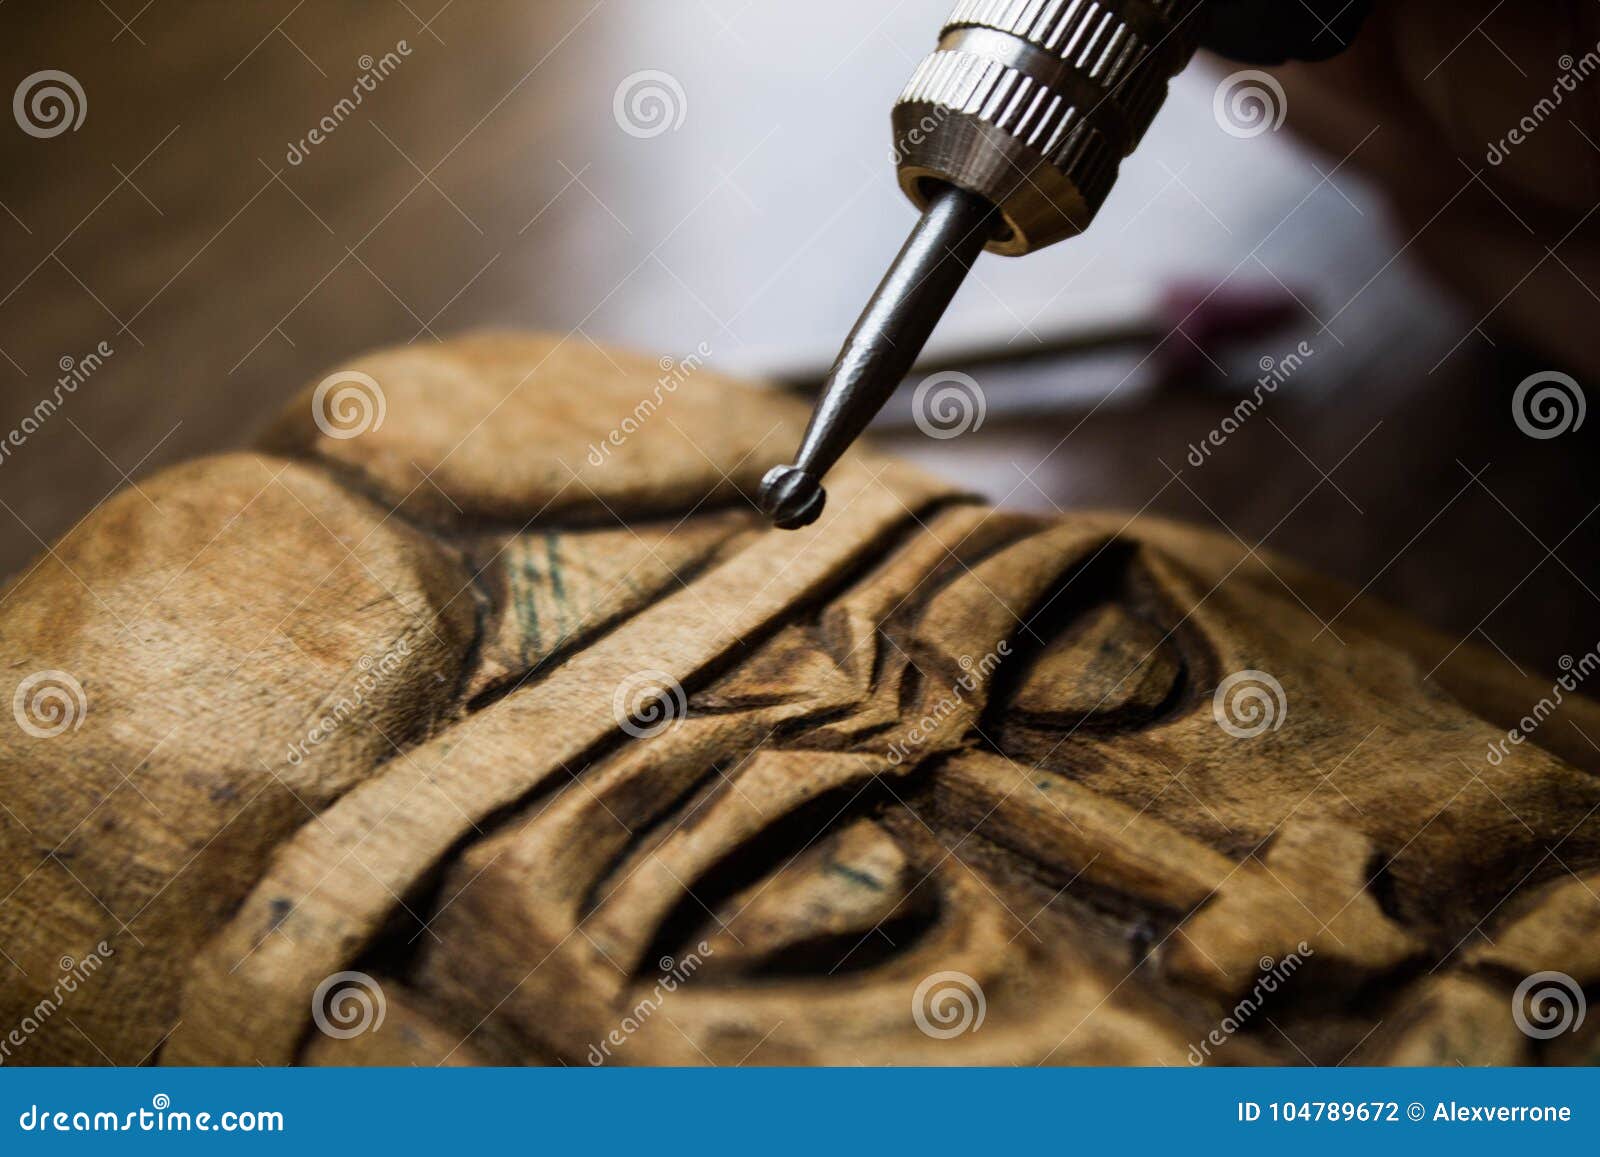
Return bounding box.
[759,0,1371,530]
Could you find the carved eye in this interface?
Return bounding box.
[1006,602,1182,730]
[691,817,936,979]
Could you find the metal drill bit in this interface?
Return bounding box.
[759,184,998,529]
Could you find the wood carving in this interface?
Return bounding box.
[1,334,1597,1067]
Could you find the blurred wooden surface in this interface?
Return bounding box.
[2,0,1598,677]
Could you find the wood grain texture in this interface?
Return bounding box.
[1,334,1597,1067]
[5,0,1599,683]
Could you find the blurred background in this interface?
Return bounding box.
[2,0,1598,676]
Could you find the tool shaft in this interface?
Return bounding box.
[759,184,995,529]
[794,184,996,478]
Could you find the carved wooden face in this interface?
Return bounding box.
[2,337,1596,1067]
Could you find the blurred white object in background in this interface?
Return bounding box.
[528,0,1462,397]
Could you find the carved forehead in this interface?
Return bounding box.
[260,333,812,527]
